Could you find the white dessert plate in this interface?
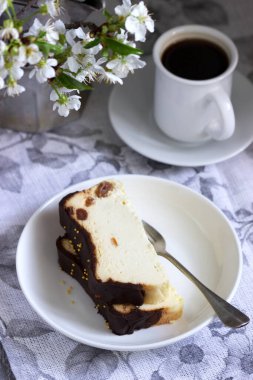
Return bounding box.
[16,175,242,351]
[109,61,253,166]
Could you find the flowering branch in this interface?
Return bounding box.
[0,0,154,116]
[16,0,38,17]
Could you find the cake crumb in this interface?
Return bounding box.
[59,280,66,285]
[66,286,73,295]
[111,237,118,247]
[71,300,75,304]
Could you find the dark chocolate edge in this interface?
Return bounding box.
[59,192,145,306]
[56,236,162,335]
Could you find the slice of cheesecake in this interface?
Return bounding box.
[59,180,171,306]
[57,236,183,335]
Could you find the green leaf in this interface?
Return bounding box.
[59,34,66,45]
[84,38,100,49]
[102,37,143,56]
[36,41,64,56]
[57,73,92,91]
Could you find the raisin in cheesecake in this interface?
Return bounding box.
[59,180,173,306]
[57,236,183,335]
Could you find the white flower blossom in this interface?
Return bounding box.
[67,55,106,83]
[0,26,19,40]
[66,27,105,81]
[115,28,136,47]
[7,80,25,96]
[0,67,8,80]
[72,40,102,56]
[25,44,43,65]
[14,46,27,66]
[71,41,84,55]
[66,56,81,73]
[24,18,59,45]
[115,0,154,42]
[8,62,24,80]
[0,0,8,17]
[0,40,6,68]
[115,0,132,17]
[66,27,86,46]
[76,63,97,83]
[0,76,4,89]
[49,87,74,99]
[54,19,65,34]
[106,54,145,78]
[29,58,57,83]
[98,68,123,85]
[66,28,102,56]
[0,40,6,52]
[4,47,26,79]
[41,0,61,18]
[50,89,81,117]
[125,1,154,42]
[65,29,75,46]
[67,54,94,75]
[0,0,153,117]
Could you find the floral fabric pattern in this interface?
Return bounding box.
[0,0,253,379]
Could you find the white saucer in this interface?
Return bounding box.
[109,62,253,166]
[16,175,242,351]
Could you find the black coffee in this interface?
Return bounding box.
[162,38,229,80]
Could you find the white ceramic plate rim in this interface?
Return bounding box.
[16,174,242,351]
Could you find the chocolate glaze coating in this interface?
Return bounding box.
[56,236,162,335]
[59,192,145,306]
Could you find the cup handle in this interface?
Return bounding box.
[204,89,235,140]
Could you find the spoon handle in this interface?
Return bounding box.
[158,251,250,328]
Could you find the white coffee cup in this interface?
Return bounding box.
[153,25,238,144]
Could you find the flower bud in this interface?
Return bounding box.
[39,4,48,15]
[3,19,13,29]
[11,46,19,55]
[101,25,108,34]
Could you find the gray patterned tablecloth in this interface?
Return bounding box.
[1,1,253,379]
